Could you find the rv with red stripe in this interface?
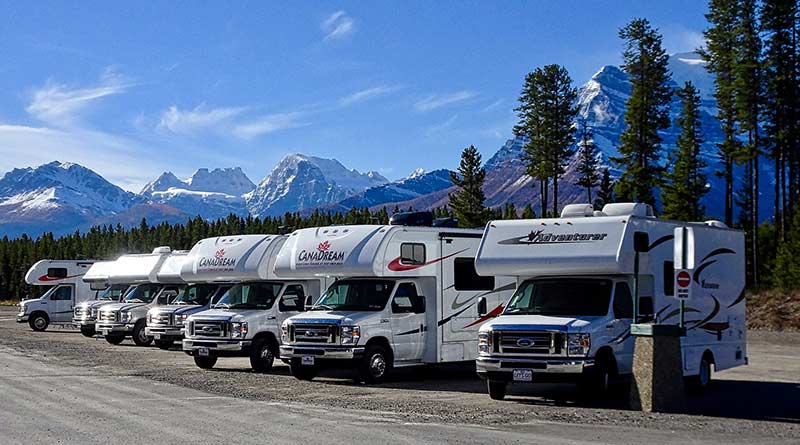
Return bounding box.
[17,259,97,332]
[276,213,515,384]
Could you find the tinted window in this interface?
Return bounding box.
[51,286,72,301]
[314,279,394,312]
[123,284,163,304]
[613,282,633,319]
[454,257,495,291]
[215,282,282,310]
[172,284,219,306]
[392,283,418,313]
[505,279,613,317]
[400,243,426,265]
[98,284,128,301]
[279,285,306,312]
[157,285,184,304]
[663,261,675,296]
[47,268,68,279]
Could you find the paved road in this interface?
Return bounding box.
[0,346,733,445]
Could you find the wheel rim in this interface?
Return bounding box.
[699,359,710,386]
[261,346,273,364]
[602,371,610,390]
[138,329,148,343]
[34,317,46,329]
[369,353,386,378]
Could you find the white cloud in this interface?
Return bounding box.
[339,85,400,106]
[482,99,505,112]
[26,75,130,126]
[232,112,309,139]
[414,91,477,112]
[157,104,246,135]
[321,10,355,41]
[662,25,706,54]
[423,114,459,137]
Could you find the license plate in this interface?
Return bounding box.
[198,347,209,357]
[513,369,533,382]
[301,355,315,366]
[101,329,109,336]
[153,333,161,339]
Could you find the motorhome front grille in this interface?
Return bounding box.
[150,312,172,325]
[74,307,90,319]
[99,311,118,322]
[290,324,337,344]
[192,321,227,337]
[496,331,562,355]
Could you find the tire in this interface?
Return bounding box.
[356,345,392,384]
[582,352,614,396]
[105,334,125,345]
[80,326,96,337]
[28,313,49,332]
[249,338,276,373]
[686,353,713,393]
[194,356,217,369]
[132,321,153,347]
[155,339,174,350]
[487,380,507,400]
[289,359,318,381]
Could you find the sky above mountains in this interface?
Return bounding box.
[0,1,711,191]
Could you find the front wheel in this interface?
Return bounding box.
[155,339,174,350]
[356,345,392,384]
[132,321,152,347]
[289,359,318,381]
[194,356,217,369]
[29,314,49,332]
[686,354,712,393]
[249,339,276,373]
[80,326,96,337]
[487,380,507,400]
[105,335,125,345]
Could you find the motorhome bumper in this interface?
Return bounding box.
[183,339,253,355]
[72,319,96,327]
[146,326,184,340]
[96,323,133,335]
[476,357,593,380]
[280,345,366,360]
[16,314,28,323]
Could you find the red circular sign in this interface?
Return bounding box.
[677,271,691,287]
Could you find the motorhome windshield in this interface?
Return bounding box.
[504,279,613,317]
[172,283,221,306]
[122,283,163,304]
[313,279,394,312]
[214,282,282,310]
[98,284,129,301]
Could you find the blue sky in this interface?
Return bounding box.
[0,1,710,191]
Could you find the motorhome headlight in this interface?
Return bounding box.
[567,333,591,357]
[230,322,248,339]
[478,331,492,355]
[174,314,188,326]
[186,320,194,336]
[120,311,132,323]
[281,323,289,343]
[90,308,98,318]
[340,325,361,345]
[18,303,26,315]
[147,312,154,324]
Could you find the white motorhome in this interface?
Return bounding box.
[96,248,185,346]
[277,220,516,383]
[182,235,325,372]
[474,203,747,400]
[73,260,132,337]
[17,260,96,331]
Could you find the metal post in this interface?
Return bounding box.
[633,251,639,325]
[679,227,688,329]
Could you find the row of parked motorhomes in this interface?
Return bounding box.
[16,203,748,399]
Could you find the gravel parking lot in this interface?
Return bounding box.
[0,306,798,442]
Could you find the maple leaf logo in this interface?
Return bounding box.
[214,249,225,258]
[317,241,331,252]
[527,230,544,242]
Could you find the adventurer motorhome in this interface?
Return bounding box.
[146,246,233,350]
[473,203,747,400]
[17,260,96,331]
[277,219,516,383]
[74,260,132,337]
[182,235,325,372]
[96,248,185,346]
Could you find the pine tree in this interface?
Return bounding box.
[522,204,536,219]
[701,0,741,226]
[595,168,615,209]
[449,145,490,228]
[662,82,708,221]
[575,118,600,203]
[612,18,673,207]
[514,64,578,217]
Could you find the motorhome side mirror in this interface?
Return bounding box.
[413,295,426,314]
[639,296,655,322]
[476,296,487,317]
[304,295,315,309]
[633,231,650,253]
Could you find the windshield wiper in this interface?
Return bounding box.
[126,298,144,303]
[311,304,333,311]
[215,303,231,309]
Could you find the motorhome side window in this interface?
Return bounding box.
[392,283,418,313]
[51,286,72,300]
[47,267,68,279]
[612,282,633,319]
[663,261,675,296]
[400,243,425,265]
[454,258,495,291]
[279,285,305,312]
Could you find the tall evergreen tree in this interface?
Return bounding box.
[449,145,490,228]
[514,64,578,217]
[662,82,708,221]
[700,0,741,226]
[575,118,600,203]
[612,18,672,207]
[595,168,615,209]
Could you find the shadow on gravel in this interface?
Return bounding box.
[686,379,800,423]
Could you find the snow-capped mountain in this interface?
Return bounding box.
[246,154,388,217]
[0,161,145,237]
[324,168,453,213]
[141,167,255,220]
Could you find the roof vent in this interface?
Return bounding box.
[705,220,728,228]
[561,203,595,218]
[389,211,433,227]
[151,246,172,254]
[432,217,459,228]
[601,203,655,218]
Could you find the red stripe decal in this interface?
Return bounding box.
[387,248,469,272]
[463,303,504,329]
[37,273,84,282]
